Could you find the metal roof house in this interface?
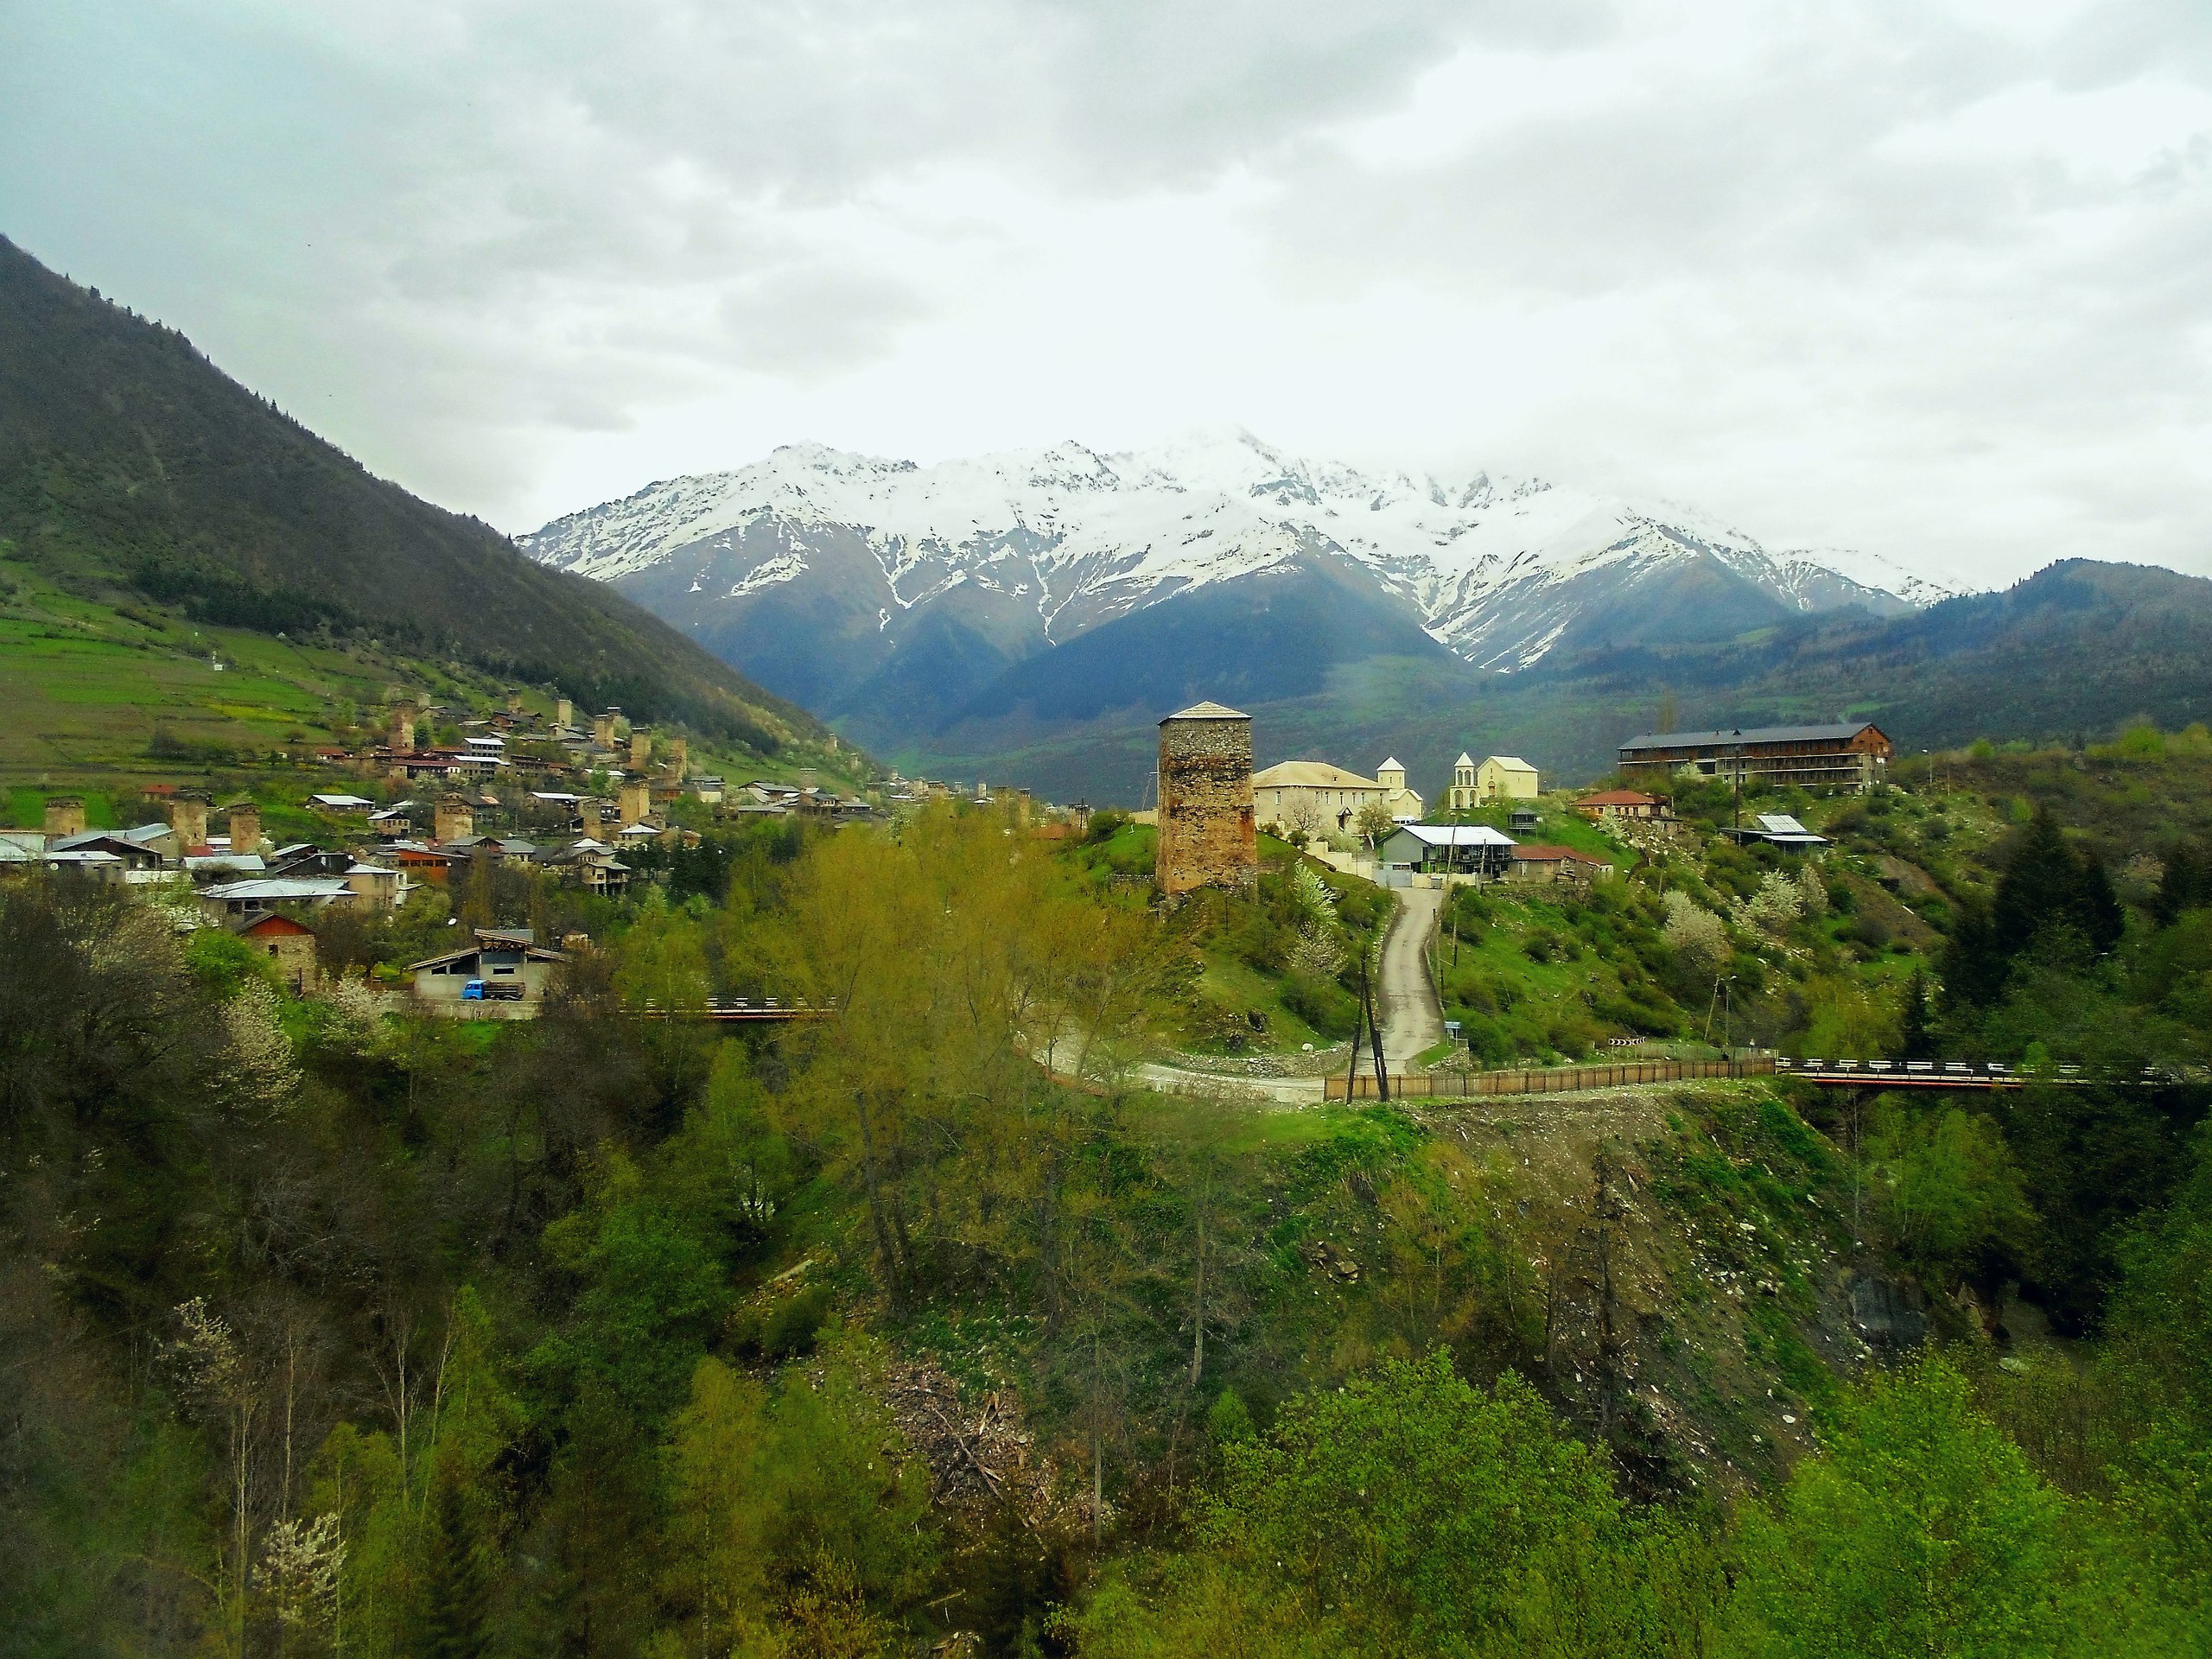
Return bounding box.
[197,877,358,921]
[1376,823,1517,880]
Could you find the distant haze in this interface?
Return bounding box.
[4,2,2209,591]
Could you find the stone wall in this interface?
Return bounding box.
[1157,710,1255,894]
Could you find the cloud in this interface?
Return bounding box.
[1,0,2206,587]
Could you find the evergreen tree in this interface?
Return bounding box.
[1944,808,2124,1010]
[418,1461,491,1659]
[2152,838,2212,926]
[1897,968,1936,1061]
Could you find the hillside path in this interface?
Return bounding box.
[1373,885,1445,1068]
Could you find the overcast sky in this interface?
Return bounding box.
[5,0,2209,587]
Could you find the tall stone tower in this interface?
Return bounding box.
[167,794,209,852]
[391,705,416,756]
[226,802,264,855]
[629,728,652,772]
[1155,701,1255,896]
[43,797,86,839]
[434,796,474,845]
[555,696,574,730]
[618,777,653,827]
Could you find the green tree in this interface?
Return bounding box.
[1071,1351,1719,1657]
[534,1151,732,1424]
[1726,1352,2171,1658]
[1943,809,2124,1011]
[417,1459,491,1659]
[1860,1102,2034,1292]
[1897,968,1936,1061]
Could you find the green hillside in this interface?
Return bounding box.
[0,549,869,810]
[0,235,834,754]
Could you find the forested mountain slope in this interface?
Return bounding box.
[0,236,829,749]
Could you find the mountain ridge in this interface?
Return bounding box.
[524,429,1964,674]
[0,235,834,755]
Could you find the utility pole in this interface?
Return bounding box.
[1360,947,1389,1103]
[1732,728,1744,832]
[1347,972,1365,1100]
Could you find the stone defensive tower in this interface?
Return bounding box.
[391,706,416,756]
[434,796,474,845]
[593,710,619,749]
[43,797,86,839]
[629,728,652,771]
[167,794,210,852]
[618,777,653,827]
[1155,701,1255,896]
[556,696,574,730]
[226,802,264,855]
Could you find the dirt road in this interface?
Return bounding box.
[1371,884,1444,1069]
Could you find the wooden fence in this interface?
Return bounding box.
[1324,1055,1775,1102]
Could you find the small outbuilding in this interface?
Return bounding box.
[1506,844,1614,885]
[1724,813,1830,849]
[408,928,569,1009]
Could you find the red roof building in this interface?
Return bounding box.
[1573,789,1667,820]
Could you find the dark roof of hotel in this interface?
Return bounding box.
[1619,721,1883,750]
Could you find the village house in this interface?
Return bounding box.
[1376,823,1517,881]
[198,876,357,923]
[230,912,319,991]
[1573,788,1669,821]
[542,838,632,894]
[1618,721,1892,792]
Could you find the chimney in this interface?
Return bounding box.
[391,705,416,755]
[43,796,86,838]
[167,794,209,851]
[593,711,617,749]
[434,794,474,845]
[556,696,574,729]
[226,802,263,855]
[619,777,652,827]
[629,728,652,771]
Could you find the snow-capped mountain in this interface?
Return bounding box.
[522,429,1967,747]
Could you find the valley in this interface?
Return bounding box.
[5,232,2212,1659]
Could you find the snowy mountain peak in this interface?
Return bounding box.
[523,434,1971,672]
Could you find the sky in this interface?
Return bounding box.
[4,0,2209,588]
